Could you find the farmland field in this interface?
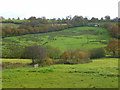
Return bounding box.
[1,26,119,88]
[2,27,111,54]
[1,58,31,64]
[1,2,119,89]
[2,58,118,88]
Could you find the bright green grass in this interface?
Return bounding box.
[2,27,111,52]
[2,58,118,88]
[0,58,32,64]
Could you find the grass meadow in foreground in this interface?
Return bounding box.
[2,58,118,88]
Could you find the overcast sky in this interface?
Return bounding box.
[0,0,119,19]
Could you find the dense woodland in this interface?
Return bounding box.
[1,15,120,67]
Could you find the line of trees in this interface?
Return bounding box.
[1,15,119,37]
[105,39,120,57]
[1,15,119,24]
[104,22,120,57]
[2,42,119,67]
[2,43,108,67]
[2,23,69,37]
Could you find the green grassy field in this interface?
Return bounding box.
[2,58,118,88]
[0,58,32,64]
[1,26,118,88]
[2,27,111,53]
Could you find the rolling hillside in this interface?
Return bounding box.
[2,27,111,56]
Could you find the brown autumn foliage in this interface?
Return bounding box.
[61,51,71,60]
[105,39,120,57]
[2,24,69,37]
[61,50,90,64]
[2,15,89,37]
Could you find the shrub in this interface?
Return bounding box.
[2,44,24,58]
[37,58,54,67]
[89,48,105,59]
[45,45,61,59]
[61,51,71,60]
[77,51,90,63]
[60,50,90,64]
[101,23,112,30]
[105,39,120,57]
[54,59,71,64]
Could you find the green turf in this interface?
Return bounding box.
[0,58,32,64]
[2,58,118,88]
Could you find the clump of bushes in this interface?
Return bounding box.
[36,58,54,67]
[45,45,62,59]
[89,48,105,59]
[22,45,61,67]
[2,44,108,69]
[100,23,112,30]
[59,50,91,64]
[2,44,24,59]
[2,45,61,67]
[4,44,104,68]
[105,39,120,58]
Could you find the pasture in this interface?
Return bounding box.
[1,58,32,64]
[2,27,111,54]
[2,26,118,88]
[2,58,118,88]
